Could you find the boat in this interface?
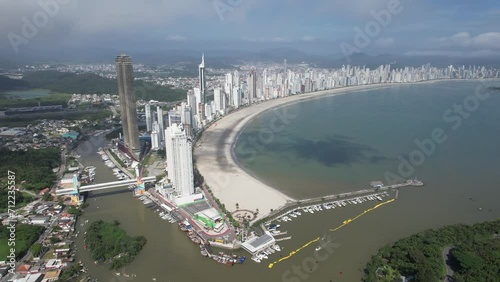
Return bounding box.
[273,244,281,252]
[251,256,261,263]
[315,235,328,251]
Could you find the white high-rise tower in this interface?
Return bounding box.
[199,54,206,104]
[145,103,152,132]
[165,124,194,197]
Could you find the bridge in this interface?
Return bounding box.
[55,176,156,196]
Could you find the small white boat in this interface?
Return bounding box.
[251,256,261,263]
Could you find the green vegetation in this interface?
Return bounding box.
[86,220,147,269]
[0,224,45,260]
[450,239,499,281]
[156,149,165,157]
[108,150,126,168]
[0,109,112,127]
[105,128,121,140]
[0,148,60,193]
[59,263,83,281]
[0,190,33,213]
[22,71,187,102]
[67,206,82,216]
[363,220,500,282]
[29,242,46,258]
[155,172,167,183]
[0,92,70,111]
[0,75,30,92]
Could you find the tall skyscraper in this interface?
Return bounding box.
[214,87,224,114]
[145,103,152,132]
[187,90,196,109]
[233,86,240,108]
[248,69,256,104]
[151,130,159,150]
[156,106,164,145]
[193,87,201,115]
[165,124,194,196]
[199,54,206,104]
[115,54,139,150]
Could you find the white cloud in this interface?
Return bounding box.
[374,37,394,48]
[0,0,214,36]
[433,32,500,50]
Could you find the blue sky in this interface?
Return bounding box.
[1,0,500,57]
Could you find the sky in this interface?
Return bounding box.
[1,0,500,60]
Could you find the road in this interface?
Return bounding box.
[442,245,455,282]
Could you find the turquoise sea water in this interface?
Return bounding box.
[235,80,500,201]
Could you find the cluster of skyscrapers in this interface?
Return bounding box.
[117,53,499,206]
[165,58,499,134]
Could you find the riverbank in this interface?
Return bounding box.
[193,79,498,222]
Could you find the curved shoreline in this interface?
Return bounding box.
[193,78,499,221]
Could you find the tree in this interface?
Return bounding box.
[235,203,239,210]
[42,192,51,201]
[30,243,44,257]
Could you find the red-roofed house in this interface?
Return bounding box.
[16,264,31,274]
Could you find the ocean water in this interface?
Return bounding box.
[235,80,500,201]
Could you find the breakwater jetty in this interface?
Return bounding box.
[254,179,424,226]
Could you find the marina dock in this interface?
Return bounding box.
[258,179,424,226]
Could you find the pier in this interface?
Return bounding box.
[255,179,424,226]
[298,179,423,205]
[275,236,292,242]
[103,148,134,178]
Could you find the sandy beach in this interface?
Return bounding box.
[193,79,498,221]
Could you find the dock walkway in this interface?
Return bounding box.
[253,179,424,225]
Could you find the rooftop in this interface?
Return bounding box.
[241,233,275,254]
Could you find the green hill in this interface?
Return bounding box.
[0,75,30,92]
[22,71,186,102]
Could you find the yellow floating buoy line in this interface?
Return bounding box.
[268,198,396,269]
[330,198,395,232]
[268,236,320,269]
